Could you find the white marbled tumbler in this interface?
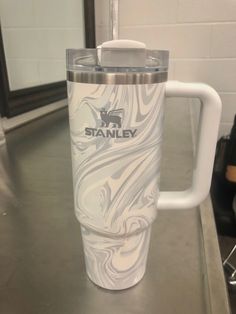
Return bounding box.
[68,82,165,290]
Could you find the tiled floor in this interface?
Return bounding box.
[219,236,236,313]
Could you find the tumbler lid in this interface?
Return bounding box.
[66,40,169,84]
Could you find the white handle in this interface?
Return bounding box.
[158,81,222,210]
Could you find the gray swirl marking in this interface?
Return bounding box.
[68,82,165,289]
[81,225,151,290]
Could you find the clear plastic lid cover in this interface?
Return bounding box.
[66,40,169,73]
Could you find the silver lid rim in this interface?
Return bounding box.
[67,71,168,85]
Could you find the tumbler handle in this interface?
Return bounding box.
[158,81,222,210]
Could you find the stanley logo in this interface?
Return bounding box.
[85,108,137,138]
[100,108,123,128]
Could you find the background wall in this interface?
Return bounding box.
[95,0,236,138]
[0,0,84,90]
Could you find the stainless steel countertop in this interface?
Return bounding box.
[0,103,230,314]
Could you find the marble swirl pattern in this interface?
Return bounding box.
[68,82,165,289]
